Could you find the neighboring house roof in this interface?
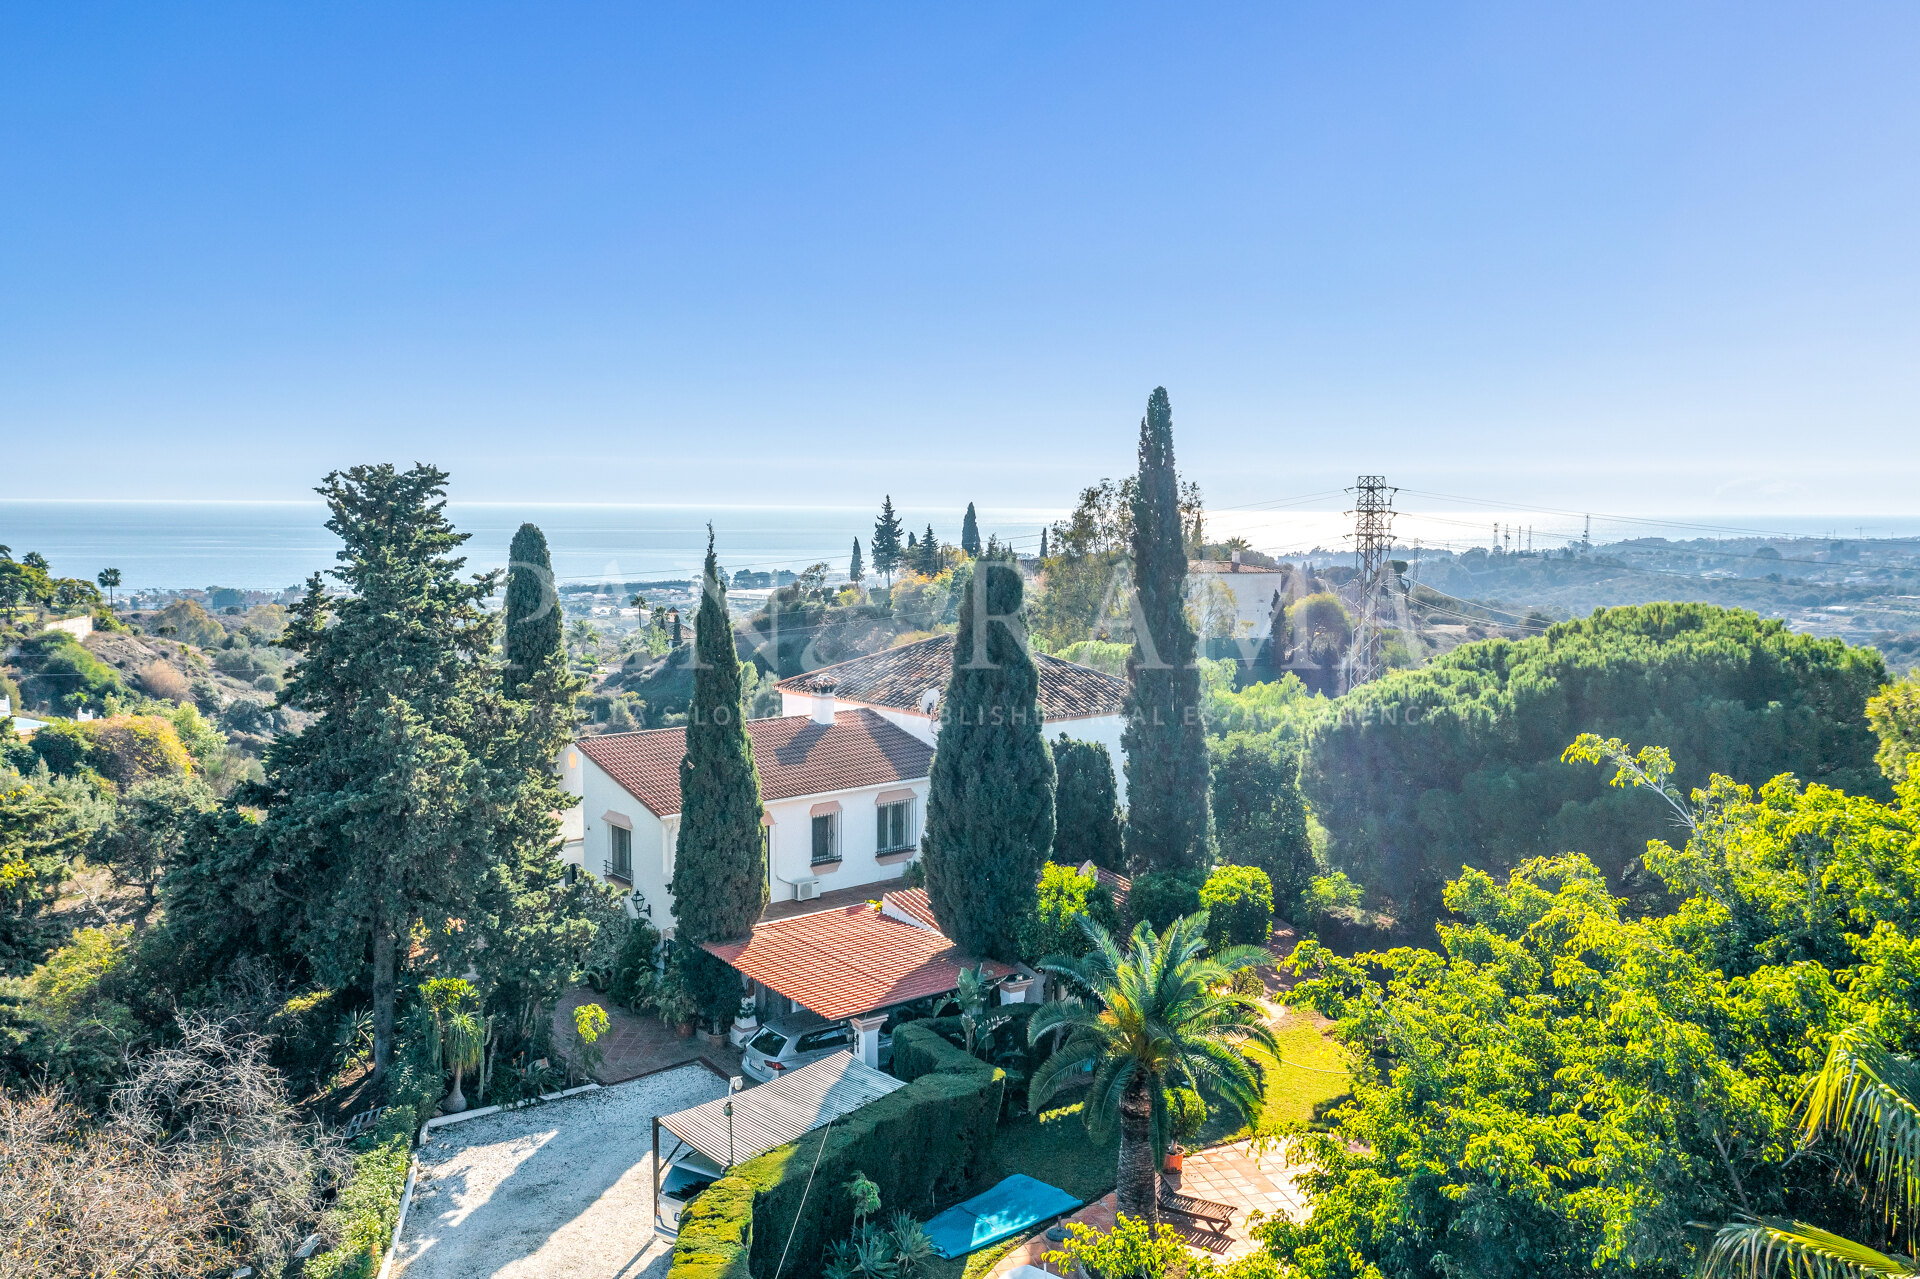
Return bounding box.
[881,886,940,931]
[1188,559,1287,574]
[577,708,933,818]
[1079,861,1132,911]
[658,1053,906,1166]
[702,901,1014,1020]
[775,634,1126,721]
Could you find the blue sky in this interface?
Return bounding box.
[3,3,1916,516]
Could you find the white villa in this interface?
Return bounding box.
[559,638,1129,927]
[773,634,1129,796]
[560,689,935,920]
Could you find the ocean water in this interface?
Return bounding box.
[0,501,1052,593]
[1,500,1911,594]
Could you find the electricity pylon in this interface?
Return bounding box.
[1344,475,1398,689]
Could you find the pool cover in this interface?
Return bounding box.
[923,1174,1083,1258]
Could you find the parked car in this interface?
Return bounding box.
[658,1150,723,1229]
[740,1013,892,1083]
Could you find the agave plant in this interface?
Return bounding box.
[1705,1026,1920,1277]
[1028,911,1278,1223]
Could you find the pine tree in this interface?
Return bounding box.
[503,523,563,697]
[849,537,865,586]
[922,558,1055,961]
[872,497,905,586]
[670,532,766,1017]
[1052,735,1123,870]
[257,464,531,1078]
[1211,732,1316,921]
[1122,387,1211,875]
[917,524,941,576]
[961,503,982,558]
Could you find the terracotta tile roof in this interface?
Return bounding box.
[1083,862,1132,910]
[775,634,1126,721]
[881,887,940,930]
[702,902,1014,1020]
[576,708,933,817]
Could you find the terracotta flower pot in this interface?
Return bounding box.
[1164,1149,1184,1172]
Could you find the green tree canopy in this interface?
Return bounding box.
[1051,735,1122,871]
[1272,762,1920,1278]
[872,497,905,586]
[503,522,563,698]
[960,502,982,558]
[252,463,551,1078]
[923,559,1056,962]
[669,534,766,1021]
[1304,603,1888,929]
[1211,729,1316,921]
[1122,387,1210,877]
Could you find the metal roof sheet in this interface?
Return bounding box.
[658,1053,906,1166]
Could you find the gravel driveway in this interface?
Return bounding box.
[392,1064,730,1279]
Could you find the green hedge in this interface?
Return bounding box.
[669,1023,1005,1279]
[303,1109,414,1279]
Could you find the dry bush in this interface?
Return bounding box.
[137,659,192,702]
[0,1016,345,1279]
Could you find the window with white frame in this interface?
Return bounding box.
[810,812,839,864]
[606,824,632,882]
[876,799,914,853]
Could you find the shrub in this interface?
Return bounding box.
[1128,869,1204,930]
[1199,864,1274,950]
[136,660,192,702]
[80,716,195,787]
[13,632,124,715]
[303,1113,412,1279]
[1021,861,1122,962]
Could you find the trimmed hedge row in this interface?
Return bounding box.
[669,1023,1005,1279]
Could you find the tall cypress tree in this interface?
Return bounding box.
[849,537,865,586]
[503,522,562,697]
[872,497,905,586]
[961,503,982,558]
[922,558,1055,961]
[259,464,515,1078]
[670,532,766,1015]
[1052,735,1123,870]
[1122,387,1211,875]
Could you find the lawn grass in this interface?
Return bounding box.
[1194,1007,1351,1148]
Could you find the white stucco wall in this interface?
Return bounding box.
[558,741,930,924]
[764,777,929,903]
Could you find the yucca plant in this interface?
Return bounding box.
[1028,911,1277,1223]
[1705,1026,1920,1278]
[423,977,486,1114]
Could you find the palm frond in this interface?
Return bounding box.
[1702,1218,1917,1279]
[1804,1027,1920,1230]
[1028,1035,1101,1111]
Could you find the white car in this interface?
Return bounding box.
[739,1014,893,1084]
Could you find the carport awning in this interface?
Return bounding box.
[658,1054,905,1166]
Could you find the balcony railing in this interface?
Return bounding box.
[602,859,633,886]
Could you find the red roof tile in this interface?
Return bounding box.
[576,708,933,818]
[702,902,1013,1020]
[775,634,1126,721]
[881,887,940,930]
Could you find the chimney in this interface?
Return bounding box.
[1230,550,1242,571]
[809,678,838,726]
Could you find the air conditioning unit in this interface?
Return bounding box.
[794,879,821,902]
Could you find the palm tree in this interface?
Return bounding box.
[1706,1025,1920,1277]
[1028,912,1278,1223]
